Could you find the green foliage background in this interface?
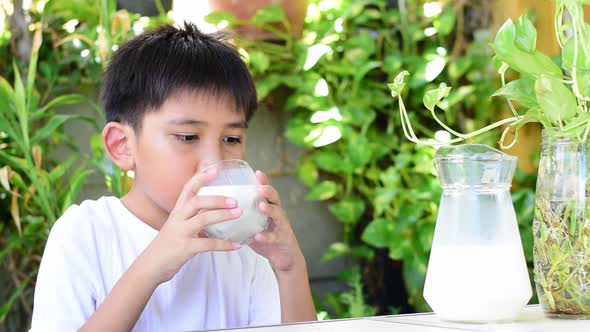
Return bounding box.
[208,0,537,316]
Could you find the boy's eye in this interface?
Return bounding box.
[175,134,199,142]
[223,136,242,145]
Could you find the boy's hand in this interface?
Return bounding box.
[249,170,306,275]
[142,169,242,284]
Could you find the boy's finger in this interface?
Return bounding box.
[255,170,269,186]
[180,195,237,220]
[255,231,278,244]
[258,185,281,206]
[258,201,288,225]
[185,207,242,233]
[176,168,218,208]
[192,238,241,253]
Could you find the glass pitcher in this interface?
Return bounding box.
[423,144,532,322]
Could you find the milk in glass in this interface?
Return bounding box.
[198,184,267,244]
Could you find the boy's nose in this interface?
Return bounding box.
[197,141,223,172]
[198,154,224,173]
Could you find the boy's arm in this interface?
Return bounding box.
[275,255,317,323]
[79,251,160,332]
[79,171,241,331]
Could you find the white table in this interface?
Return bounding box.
[214,306,590,331]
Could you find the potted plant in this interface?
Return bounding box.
[389,0,590,318]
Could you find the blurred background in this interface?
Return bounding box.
[0,0,576,331]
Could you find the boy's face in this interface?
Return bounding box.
[129,90,247,215]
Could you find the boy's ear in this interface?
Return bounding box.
[102,122,135,170]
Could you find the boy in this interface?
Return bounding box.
[30,22,316,331]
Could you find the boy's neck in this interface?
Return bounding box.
[121,187,168,231]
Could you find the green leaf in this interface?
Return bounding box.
[31,114,76,145]
[61,168,93,213]
[491,77,539,108]
[410,56,447,86]
[437,85,475,110]
[494,19,517,58]
[313,151,347,174]
[0,76,16,110]
[353,61,380,83]
[248,51,270,74]
[297,159,318,187]
[448,56,472,80]
[562,36,580,71]
[535,74,577,123]
[514,107,551,131]
[379,167,400,187]
[12,63,28,150]
[494,19,561,78]
[48,156,77,183]
[529,51,562,77]
[328,198,366,224]
[562,36,590,96]
[347,133,372,169]
[433,8,456,36]
[303,44,332,71]
[572,70,590,97]
[362,218,394,248]
[305,180,338,201]
[37,94,84,115]
[0,149,28,171]
[387,71,409,98]
[340,106,376,127]
[0,109,21,147]
[417,222,435,251]
[350,245,374,260]
[252,5,286,24]
[560,112,590,133]
[423,85,452,112]
[374,188,397,216]
[205,10,237,26]
[387,239,410,260]
[402,254,429,311]
[321,242,350,262]
[256,74,282,101]
[383,54,403,73]
[514,14,537,53]
[279,75,303,88]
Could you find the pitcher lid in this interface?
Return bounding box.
[435,144,516,162]
[434,144,517,188]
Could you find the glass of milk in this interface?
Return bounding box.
[197,159,268,245]
[423,144,532,323]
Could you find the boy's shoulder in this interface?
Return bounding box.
[50,196,128,241]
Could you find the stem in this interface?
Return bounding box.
[555,4,565,49]
[398,0,410,55]
[154,0,166,16]
[582,119,590,142]
[499,120,520,149]
[451,0,466,57]
[398,94,522,146]
[566,4,590,102]
[346,173,352,196]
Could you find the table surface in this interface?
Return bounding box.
[212,305,590,332]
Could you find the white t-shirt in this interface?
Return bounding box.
[30,196,280,332]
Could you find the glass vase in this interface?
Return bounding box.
[533,129,590,318]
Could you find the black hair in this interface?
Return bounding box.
[100,22,257,130]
